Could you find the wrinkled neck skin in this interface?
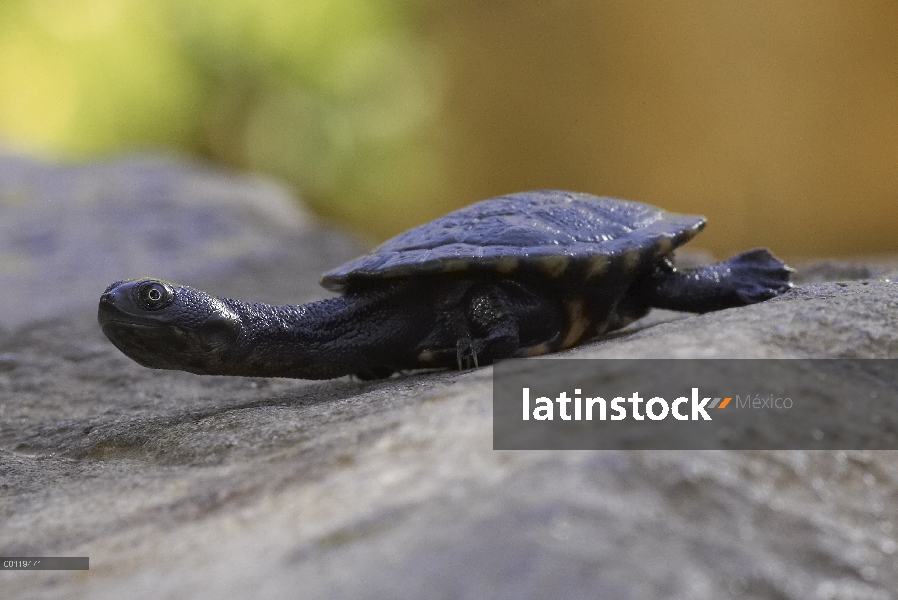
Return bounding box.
[221,286,427,379]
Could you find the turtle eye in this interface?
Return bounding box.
[135,281,173,310]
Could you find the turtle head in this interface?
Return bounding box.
[98,279,243,374]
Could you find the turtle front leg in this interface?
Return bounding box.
[453,283,522,368]
[640,248,793,313]
[418,280,566,370]
[418,282,525,369]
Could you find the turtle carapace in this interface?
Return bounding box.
[98,191,793,379]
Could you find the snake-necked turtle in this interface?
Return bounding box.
[98,190,792,379]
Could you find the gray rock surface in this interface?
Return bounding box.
[1,156,897,599]
[0,153,360,327]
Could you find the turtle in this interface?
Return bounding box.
[98,190,793,379]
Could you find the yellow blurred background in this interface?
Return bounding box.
[1,0,896,259]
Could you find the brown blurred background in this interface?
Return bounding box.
[1,0,896,259]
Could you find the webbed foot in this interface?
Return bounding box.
[643,248,793,313]
[725,248,794,303]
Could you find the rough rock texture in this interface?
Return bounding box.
[2,156,897,599]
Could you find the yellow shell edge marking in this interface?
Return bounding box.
[561,298,590,349]
[517,342,552,358]
[494,257,519,275]
[539,255,570,278]
[441,259,469,273]
[623,249,642,273]
[585,255,609,280]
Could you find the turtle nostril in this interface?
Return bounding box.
[97,292,121,325]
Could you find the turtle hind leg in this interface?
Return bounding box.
[640,248,793,313]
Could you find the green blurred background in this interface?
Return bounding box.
[1,0,896,258]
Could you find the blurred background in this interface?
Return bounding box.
[0,0,896,259]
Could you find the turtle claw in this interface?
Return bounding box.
[456,338,482,370]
